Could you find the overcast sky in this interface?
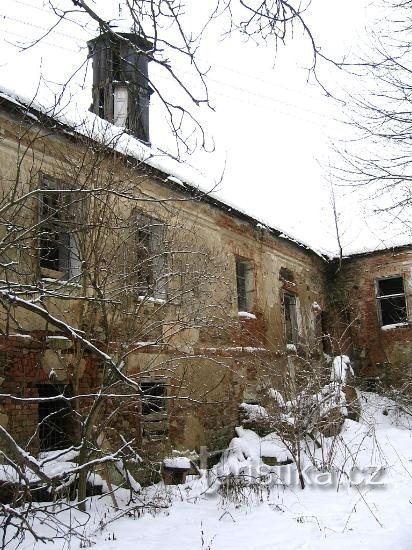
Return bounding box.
[1,0,407,256]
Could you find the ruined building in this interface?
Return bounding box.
[0,30,410,467]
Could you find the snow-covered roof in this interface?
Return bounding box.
[0,84,326,259]
[0,83,410,260]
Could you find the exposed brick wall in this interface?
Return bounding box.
[339,249,412,382]
[0,340,104,454]
[1,351,44,453]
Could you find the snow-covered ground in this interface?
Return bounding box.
[8,392,412,550]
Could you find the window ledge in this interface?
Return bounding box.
[381,322,410,331]
[142,412,168,421]
[40,277,81,289]
[137,295,167,306]
[40,266,66,280]
[238,311,256,320]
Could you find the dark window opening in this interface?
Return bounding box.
[283,293,298,344]
[136,222,153,292]
[112,42,122,81]
[141,381,166,415]
[377,276,408,326]
[37,384,73,452]
[40,190,65,272]
[127,215,166,299]
[320,311,331,354]
[280,267,294,282]
[236,261,247,311]
[236,259,254,312]
[98,88,105,118]
[39,183,80,279]
[378,277,404,297]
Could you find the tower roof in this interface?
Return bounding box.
[87,30,152,53]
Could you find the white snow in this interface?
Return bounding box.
[0,84,213,197]
[331,355,353,384]
[5,391,412,550]
[2,81,410,258]
[163,457,191,470]
[237,311,257,319]
[239,403,269,421]
[0,448,79,485]
[166,175,185,186]
[268,388,286,408]
[0,84,327,259]
[137,295,167,304]
[381,322,410,331]
[286,343,297,353]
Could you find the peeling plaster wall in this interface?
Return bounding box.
[0,105,329,457]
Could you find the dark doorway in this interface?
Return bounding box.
[37,384,73,452]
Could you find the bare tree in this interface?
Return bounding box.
[10,0,325,154]
[333,0,412,234]
[0,97,238,545]
[0,1,336,545]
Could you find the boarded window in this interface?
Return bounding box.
[39,181,82,279]
[236,259,254,312]
[283,293,299,344]
[376,276,408,326]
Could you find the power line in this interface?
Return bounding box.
[153,67,336,124]
[189,57,324,104]
[2,6,327,106]
[12,0,60,13]
[194,86,333,131]
[4,5,325,103]
[1,20,330,120]
[1,13,88,43]
[1,25,339,129]
[0,10,340,126]
[1,28,81,54]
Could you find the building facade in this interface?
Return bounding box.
[0,30,410,471]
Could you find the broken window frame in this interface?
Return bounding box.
[98,87,105,119]
[283,292,299,344]
[140,380,168,441]
[140,380,167,416]
[376,275,408,327]
[38,179,82,281]
[111,40,122,82]
[236,258,254,313]
[124,213,167,300]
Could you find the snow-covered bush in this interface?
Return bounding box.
[233,355,359,489]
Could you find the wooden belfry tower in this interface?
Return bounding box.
[88,30,152,143]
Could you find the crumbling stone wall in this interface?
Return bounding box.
[0,101,329,462]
